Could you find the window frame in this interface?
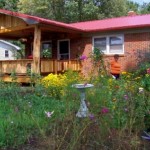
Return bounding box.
[5,50,9,58]
[57,39,70,60]
[92,34,124,55]
[31,41,52,58]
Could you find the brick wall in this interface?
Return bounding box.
[124,32,150,72]
[70,32,150,76]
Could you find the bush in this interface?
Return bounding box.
[41,70,81,99]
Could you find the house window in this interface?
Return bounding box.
[93,35,124,54]
[31,41,52,58]
[5,50,9,58]
[58,39,70,60]
[41,41,52,58]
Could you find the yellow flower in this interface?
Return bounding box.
[121,71,127,75]
[134,77,141,80]
[112,98,117,102]
[112,105,116,110]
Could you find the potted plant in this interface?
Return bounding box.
[42,48,52,59]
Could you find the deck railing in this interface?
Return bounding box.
[41,59,81,73]
[0,59,33,75]
[0,59,81,75]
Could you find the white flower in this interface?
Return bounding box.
[45,111,54,118]
[139,87,144,93]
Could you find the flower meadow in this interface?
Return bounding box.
[0,68,150,150]
[1,61,150,149]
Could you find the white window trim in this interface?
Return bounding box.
[57,39,70,60]
[92,34,124,55]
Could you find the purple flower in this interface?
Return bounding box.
[88,113,95,120]
[80,55,87,60]
[124,94,128,100]
[147,68,150,74]
[101,107,109,114]
[124,108,129,112]
[45,111,54,118]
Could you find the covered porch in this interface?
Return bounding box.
[0,9,83,82]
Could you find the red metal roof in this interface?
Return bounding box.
[1,9,150,33]
[70,14,150,32]
[0,9,83,32]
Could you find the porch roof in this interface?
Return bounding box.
[0,9,83,33]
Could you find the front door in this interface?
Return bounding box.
[58,39,70,60]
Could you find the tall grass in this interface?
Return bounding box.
[0,68,150,149]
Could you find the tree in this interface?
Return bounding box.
[64,0,99,22]
[126,0,139,13]
[17,0,143,23]
[97,0,129,18]
[17,0,54,19]
[140,2,150,14]
[0,0,19,11]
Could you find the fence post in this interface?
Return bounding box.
[54,60,58,74]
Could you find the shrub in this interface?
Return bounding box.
[41,70,82,99]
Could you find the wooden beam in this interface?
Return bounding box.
[33,25,41,74]
[0,25,34,34]
[1,75,31,83]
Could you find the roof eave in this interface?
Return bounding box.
[84,25,150,33]
[0,9,84,33]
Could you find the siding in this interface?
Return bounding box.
[0,41,17,60]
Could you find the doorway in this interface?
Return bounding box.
[58,39,70,60]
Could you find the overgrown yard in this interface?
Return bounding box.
[1,49,150,149]
[1,67,150,149]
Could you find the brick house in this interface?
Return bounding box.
[0,9,150,81]
[70,12,150,75]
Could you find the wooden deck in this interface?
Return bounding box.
[0,59,81,83]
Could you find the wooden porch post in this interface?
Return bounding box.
[33,25,41,74]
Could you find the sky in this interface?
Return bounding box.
[131,0,150,4]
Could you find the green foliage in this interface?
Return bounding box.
[141,74,150,91]
[64,0,99,22]
[11,40,25,59]
[17,0,52,19]
[0,0,19,11]
[140,2,150,14]
[134,62,150,76]
[98,0,128,18]
[41,70,81,99]
[16,0,144,23]
[0,82,70,148]
[1,66,150,149]
[42,48,52,58]
[10,69,17,82]
[89,47,107,76]
[127,0,139,13]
